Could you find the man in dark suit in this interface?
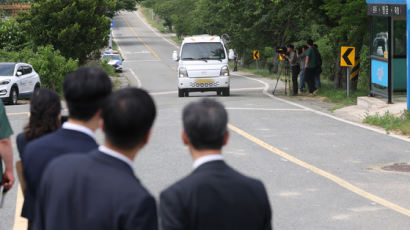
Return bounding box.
[21,67,112,228]
[160,99,272,230]
[34,88,157,230]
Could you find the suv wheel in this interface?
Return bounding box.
[9,87,18,105]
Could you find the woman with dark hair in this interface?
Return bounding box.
[16,88,61,230]
[17,88,61,155]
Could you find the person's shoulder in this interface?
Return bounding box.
[25,129,61,149]
[226,165,267,190]
[16,132,26,146]
[45,151,92,176]
[161,172,195,197]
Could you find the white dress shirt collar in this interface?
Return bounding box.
[62,122,95,139]
[98,145,135,170]
[193,154,224,169]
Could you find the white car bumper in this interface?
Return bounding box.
[178,76,229,90]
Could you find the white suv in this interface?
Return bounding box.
[173,35,233,97]
[0,63,41,105]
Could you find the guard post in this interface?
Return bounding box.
[366,0,408,108]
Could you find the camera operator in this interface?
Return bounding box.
[284,44,299,96]
[304,39,320,95]
[297,45,307,93]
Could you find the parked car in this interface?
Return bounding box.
[0,62,41,105]
[102,53,123,72]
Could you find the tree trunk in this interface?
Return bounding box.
[271,51,279,73]
[240,50,245,67]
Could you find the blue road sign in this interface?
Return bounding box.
[111,21,115,28]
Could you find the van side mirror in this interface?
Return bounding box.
[172,51,179,61]
[16,71,22,76]
[228,49,234,60]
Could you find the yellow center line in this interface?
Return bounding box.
[13,186,27,230]
[121,16,162,62]
[6,112,30,116]
[228,123,410,217]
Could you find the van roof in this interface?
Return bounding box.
[182,35,222,44]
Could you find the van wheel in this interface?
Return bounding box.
[178,89,184,97]
[184,91,189,97]
[217,90,222,96]
[9,87,18,105]
[222,88,230,96]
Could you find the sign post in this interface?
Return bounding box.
[253,50,260,71]
[109,21,115,49]
[341,46,356,97]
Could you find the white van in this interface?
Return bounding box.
[173,35,233,97]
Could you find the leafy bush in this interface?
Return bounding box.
[0,18,30,51]
[0,45,78,93]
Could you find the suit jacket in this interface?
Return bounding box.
[160,160,272,230]
[33,150,158,230]
[16,132,27,159]
[21,128,98,221]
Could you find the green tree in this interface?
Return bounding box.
[0,18,30,51]
[18,0,114,64]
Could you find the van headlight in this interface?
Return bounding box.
[0,80,10,85]
[220,65,229,76]
[179,67,188,78]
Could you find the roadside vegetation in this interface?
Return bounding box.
[364,111,410,136]
[140,7,182,44]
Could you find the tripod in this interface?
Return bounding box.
[272,60,290,95]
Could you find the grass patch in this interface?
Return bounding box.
[316,80,368,105]
[364,111,410,136]
[141,7,170,33]
[112,39,119,51]
[86,60,119,77]
[170,36,183,45]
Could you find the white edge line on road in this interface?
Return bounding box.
[111,31,142,89]
[135,10,180,49]
[129,68,142,88]
[232,73,410,143]
[226,108,307,111]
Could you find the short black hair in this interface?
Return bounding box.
[183,98,228,150]
[102,87,156,150]
[307,39,314,46]
[287,44,294,49]
[63,66,112,121]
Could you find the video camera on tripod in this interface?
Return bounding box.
[276,46,288,61]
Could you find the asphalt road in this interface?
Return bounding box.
[2,10,410,230]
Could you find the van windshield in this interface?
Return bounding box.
[181,42,225,60]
